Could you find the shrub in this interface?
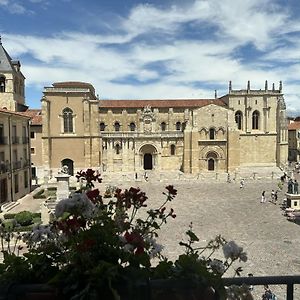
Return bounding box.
[3,213,16,220]
[14,211,33,226]
[33,189,45,199]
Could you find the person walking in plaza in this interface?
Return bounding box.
[261,191,266,203]
[240,179,245,189]
[274,191,278,204]
[271,190,275,201]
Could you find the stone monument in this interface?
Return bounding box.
[55,165,71,201]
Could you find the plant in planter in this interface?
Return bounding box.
[0,169,252,300]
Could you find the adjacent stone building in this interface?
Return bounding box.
[288,121,300,162]
[0,38,31,202]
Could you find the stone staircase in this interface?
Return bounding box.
[1,201,20,212]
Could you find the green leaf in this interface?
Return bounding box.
[186,230,199,242]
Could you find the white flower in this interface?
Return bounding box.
[223,240,245,260]
[123,243,134,252]
[210,259,226,274]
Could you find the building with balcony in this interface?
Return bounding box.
[288,121,300,162]
[0,108,31,202]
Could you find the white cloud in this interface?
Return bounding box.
[2,0,300,115]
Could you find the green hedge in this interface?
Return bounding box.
[14,211,33,226]
[4,212,41,220]
[33,189,46,199]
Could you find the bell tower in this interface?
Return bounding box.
[0,36,26,111]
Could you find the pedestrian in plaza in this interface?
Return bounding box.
[144,171,149,182]
[288,178,293,194]
[261,191,266,203]
[240,179,245,188]
[274,191,278,204]
[271,190,275,200]
[294,180,299,194]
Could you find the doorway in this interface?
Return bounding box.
[144,153,153,170]
[208,158,215,171]
[61,158,74,176]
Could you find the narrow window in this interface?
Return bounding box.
[129,122,136,131]
[12,125,17,144]
[14,174,19,193]
[170,144,176,155]
[31,147,35,154]
[115,144,121,154]
[0,76,5,93]
[176,122,181,131]
[252,110,259,130]
[161,122,166,131]
[114,122,120,132]
[235,111,243,130]
[100,122,105,131]
[24,170,28,188]
[63,108,73,133]
[30,131,35,139]
[209,128,215,140]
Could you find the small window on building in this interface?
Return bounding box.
[170,144,176,155]
[294,201,298,207]
[176,122,181,131]
[209,128,215,140]
[161,122,166,131]
[30,131,35,139]
[114,122,120,132]
[0,76,5,93]
[31,147,35,155]
[129,122,136,131]
[14,174,19,193]
[115,144,121,155]
[100,122,105,131]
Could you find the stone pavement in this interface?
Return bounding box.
[4,176,300,299]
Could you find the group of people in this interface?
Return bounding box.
[261,190,278,204]
[287,178,299,194]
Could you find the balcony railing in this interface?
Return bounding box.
[223,275,300,300]
[12,136,19,144]
[23,160,30,168]
[0,137,7,145]
[22,136,29,144]
[0,162,8,174]
[12,161,21,170]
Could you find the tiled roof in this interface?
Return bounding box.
[99,99,227,109]
[22,109,42,125]
[0,42,14,72]
[0,108,31,119]
[288,122,300,130]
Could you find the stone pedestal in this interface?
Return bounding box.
[286,193,300,210]
[55,174,71,201]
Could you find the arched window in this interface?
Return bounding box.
[114,122,120,132]
[100,122,105,131]
[161,122,166,131]
[170,144,176,155]
[209,128,215,140]
[115,144,121,155]
[0,76,5,93]
[176,122,181,131]
[252,110,259,130]
[129,122,136,131]
[235,111,243,130]
[63,108,73,133]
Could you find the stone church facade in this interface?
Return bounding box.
[41,81,288,178]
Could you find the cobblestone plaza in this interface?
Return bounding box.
[98,177,300,298]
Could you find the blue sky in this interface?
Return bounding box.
[1,0,300,116]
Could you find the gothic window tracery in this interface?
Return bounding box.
[252,110,260,130]
[63,108,73,133]
[235,111,243,130]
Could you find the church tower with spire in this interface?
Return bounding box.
[0,36,26,111]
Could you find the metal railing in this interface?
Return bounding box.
[0,276,300,299]
[223,275,300,300]
[11,136,19,144]
[12,161,21,170]
[22,136,29,144]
